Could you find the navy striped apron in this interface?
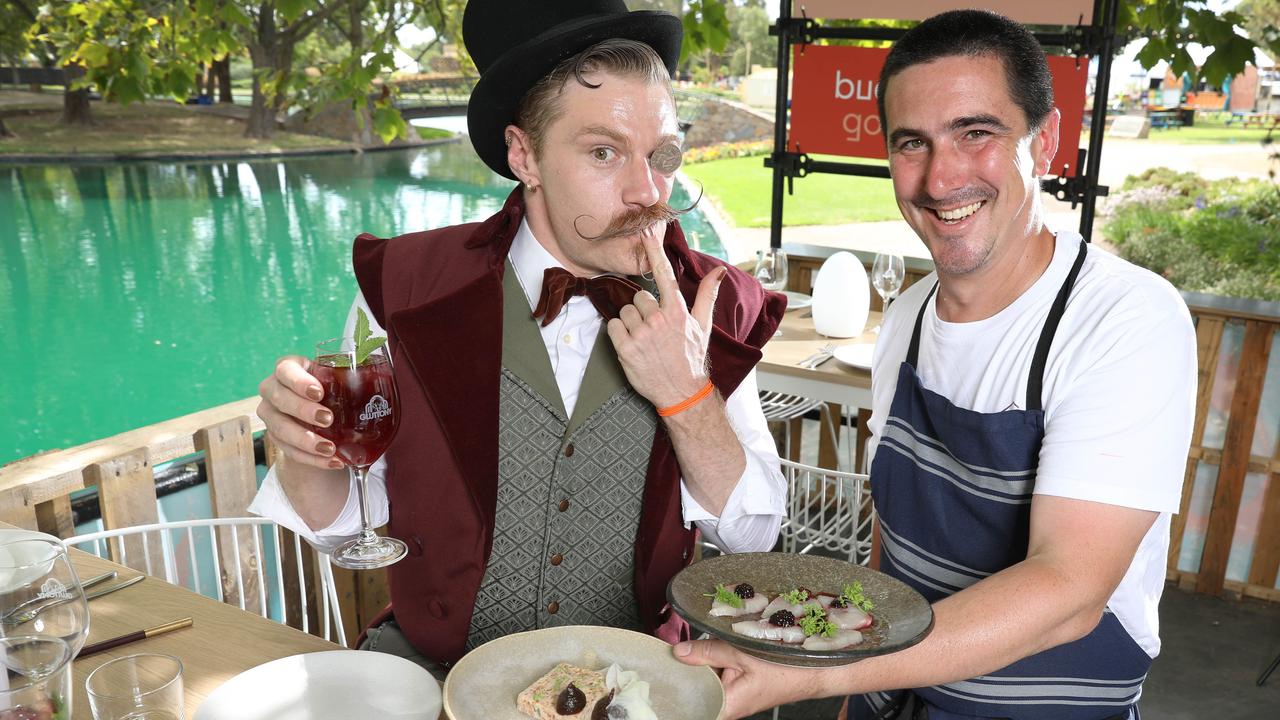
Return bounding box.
[857,241,1151,720]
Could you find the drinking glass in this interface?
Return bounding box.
[86,653,185,720]
[870,252,905,332]
[0,538,90,657]
[754,247,789,292]
[0,635,73,719]
[755,247,789,337]
[313,338,406,570]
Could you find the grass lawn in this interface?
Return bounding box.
[1101,113,1278,145]
[0,101,449,156]
[685,154,901,227]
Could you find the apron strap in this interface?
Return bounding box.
[1026,239,1088,412]
[906,283,939,367]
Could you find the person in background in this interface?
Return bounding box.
[675,10,1196,720]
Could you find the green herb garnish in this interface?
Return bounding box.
[704,583,744,609]
[354,307,387,366]
[841,582,874,612]
[798,603,838,637]
[781,588,809,605]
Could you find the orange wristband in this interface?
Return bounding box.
[656,380,716,417]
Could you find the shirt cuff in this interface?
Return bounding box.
[680,447,786,553]
[248,465,372,554]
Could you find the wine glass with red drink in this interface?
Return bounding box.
[312,335,406,569]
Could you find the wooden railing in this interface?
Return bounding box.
[0,399,379,646]
[782,245,1280,603]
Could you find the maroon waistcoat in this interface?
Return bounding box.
[351,188,785,664]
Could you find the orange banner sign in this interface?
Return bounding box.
[788,45,1089,178]
[792,1,1095,26]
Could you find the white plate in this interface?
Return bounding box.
[833,343,875,370]
[442,625,723,720]
[782,291,812,311]
[195,651,441,720]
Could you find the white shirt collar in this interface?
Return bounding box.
[508,217,564,312]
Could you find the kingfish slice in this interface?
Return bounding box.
[827,606,874,630]
[760,593,828,619]
[710,591,769,617]
[731,619,807,643]
[801,629,865,651]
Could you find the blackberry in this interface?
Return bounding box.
[734,583,755,600]
[830,596,851,609]
[769,609,797,627]
[556,683,587,715]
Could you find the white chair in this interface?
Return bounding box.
[66,517,347,647]
[778,459,873,566]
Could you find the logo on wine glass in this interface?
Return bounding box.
[37,577,72,601]
[359,395,392,422]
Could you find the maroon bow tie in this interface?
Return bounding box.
[532,267,643,327]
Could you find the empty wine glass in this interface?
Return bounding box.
[871,252,905,332]
[755,247,789,336]
[0,538,89,658]
[754,247,789,292]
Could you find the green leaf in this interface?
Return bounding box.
[840,582,874,612]
[798,604,837,637]
[277,0,309,23]
[373,104,408,144]
[353,307,387,366]
[703,583,744,609]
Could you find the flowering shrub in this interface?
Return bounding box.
[683,140,772,165]
[1102,168,1280,301]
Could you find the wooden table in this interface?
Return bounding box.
[68,549,341,719]
[756,309,880,469]
[757,309,879,410]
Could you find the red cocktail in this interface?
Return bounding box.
[312,354,399,467]
[313,334,407,570]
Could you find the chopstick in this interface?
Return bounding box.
[77,617,193,659]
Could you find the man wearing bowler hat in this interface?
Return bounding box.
[249,0,788,675]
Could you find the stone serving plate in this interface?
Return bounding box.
[442,625,723,720]
[668,552,933,667]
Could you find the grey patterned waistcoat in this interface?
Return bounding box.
[464,263,658,650]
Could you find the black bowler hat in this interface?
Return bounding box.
[463,0,682,180]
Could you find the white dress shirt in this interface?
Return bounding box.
[250,219,785,553]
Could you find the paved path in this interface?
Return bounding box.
[719,137,1274,265]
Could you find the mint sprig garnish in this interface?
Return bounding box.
[704,583,744,609]
[354,307,386,366]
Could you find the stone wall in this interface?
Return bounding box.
[681,97,774,148]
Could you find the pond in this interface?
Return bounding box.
[0,131,723,464]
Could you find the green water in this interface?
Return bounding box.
[1,140,722,464]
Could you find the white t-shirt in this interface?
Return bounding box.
[868,231,1196,658]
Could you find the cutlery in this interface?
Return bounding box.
[0,568,117,625]
[85,574,145,601]
[799,344,835,369]
[78,617,193,658]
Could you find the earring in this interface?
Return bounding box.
[505,134,513,148]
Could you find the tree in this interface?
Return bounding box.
[27,0,234,125]
[1118,0,1280,88]
[728,4,772,76]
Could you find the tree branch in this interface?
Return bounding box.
[284,0,356,42]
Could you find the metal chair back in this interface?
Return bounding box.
[66,517,347,647]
